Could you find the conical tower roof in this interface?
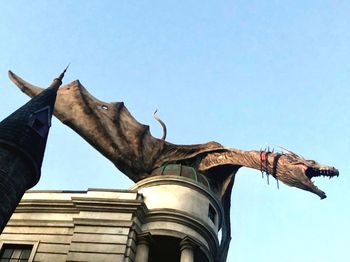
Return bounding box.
[0,68,67,187]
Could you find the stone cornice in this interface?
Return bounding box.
[15,199,77,213]
[13,193,148,218]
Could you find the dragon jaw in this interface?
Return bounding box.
[276,155,339,199]
[304,165,339,199]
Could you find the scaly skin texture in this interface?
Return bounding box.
[8,71,339,262]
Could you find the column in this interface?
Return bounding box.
[180,238,195,262]
[135,233,151,262]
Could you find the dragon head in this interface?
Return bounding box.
[274,150,339,199]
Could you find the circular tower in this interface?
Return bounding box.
[131,164,223,262]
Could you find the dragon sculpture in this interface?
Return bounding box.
[8,71,339,262]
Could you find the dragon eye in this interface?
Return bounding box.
[97,105,109,110]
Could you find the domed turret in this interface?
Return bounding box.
[131,164,223,262]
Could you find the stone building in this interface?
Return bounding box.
[0,164,223,262]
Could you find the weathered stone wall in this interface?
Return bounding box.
[0,189,146,262]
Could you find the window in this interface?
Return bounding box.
[27,106,51,138]
[148,236,180,262]
[208,204,216,224]
[0,244,33,262]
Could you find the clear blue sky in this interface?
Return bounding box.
[0,1,348,261]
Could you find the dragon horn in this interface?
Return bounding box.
[153,109,167,141]
[274,145,299,156]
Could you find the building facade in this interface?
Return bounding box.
[0,165,224,262]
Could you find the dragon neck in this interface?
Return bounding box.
[199,148,281,176]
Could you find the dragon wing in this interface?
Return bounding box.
[8,71,225,181]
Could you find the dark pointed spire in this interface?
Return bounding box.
[50,64,69,90]
[0,68,67,184]
[0,68,67,233]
